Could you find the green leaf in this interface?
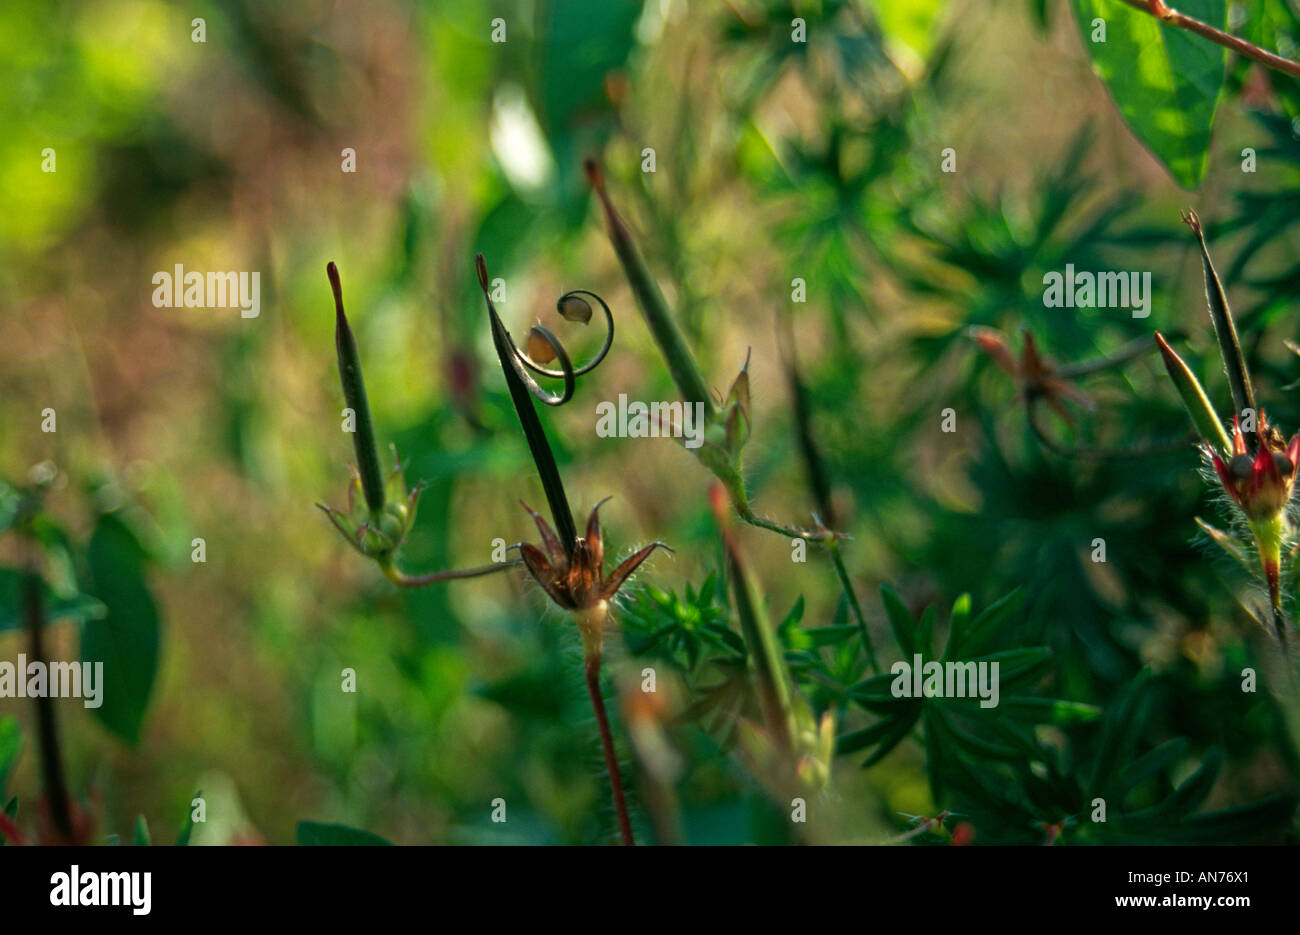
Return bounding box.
[296,821,393,846]
[943,593,971,659]
[1125,747,1222,824]
[81,513,161,745]
[879,585,916,657]
[175,790,200,846]
[916,606,936,659]
[132,814,151,846]
[948,588,1024,658]
[968,647,1054,684]
[0,716,19,790]
[870,0,946,60]
[1160,793,1297,843]
[0,482,19,536]
[837,717,905,755]
[1070,0,1226,188]
[1090,670,1152,795]
[0,568,106,633]
[934,707,1025,761]
[848,672,909,712]
[859,708,921,767]
[1116,737,1191,800]
[1155,333,1232,453]
[998,696,1103,725]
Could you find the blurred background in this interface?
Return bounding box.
[1,0,1299,845]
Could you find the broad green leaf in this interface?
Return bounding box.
[1071,0,1226,188]
[0,568,106,632]
[81,513,161,745]
[296,821,393,846]
[870,0,946,61]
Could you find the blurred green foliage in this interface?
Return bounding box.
[1,0,1299,845]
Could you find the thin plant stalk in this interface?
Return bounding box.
[584,653,635,846]
[476,253,637,844]
[713,486,795,751]
[23,561,73,841]
[828,538,880,674]
[1118,0,1300,80]
[778,315,879,672]
[378,557,521,588]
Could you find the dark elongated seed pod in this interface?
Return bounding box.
[328,262,385,513]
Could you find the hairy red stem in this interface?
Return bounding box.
[584,654,634,846]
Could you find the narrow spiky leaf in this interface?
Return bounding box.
[1194,518,1252,575]
[1154,332,1231,454]
[328,262,385,513]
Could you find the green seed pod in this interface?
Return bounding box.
[329,262,385,513]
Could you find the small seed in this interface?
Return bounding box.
[526,326,557,363]
[558,294,592,324]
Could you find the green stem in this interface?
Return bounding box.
[378,557,520,589]
[828,538,879,674]
[1118,0,1300,80]
[718,508,795,751]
